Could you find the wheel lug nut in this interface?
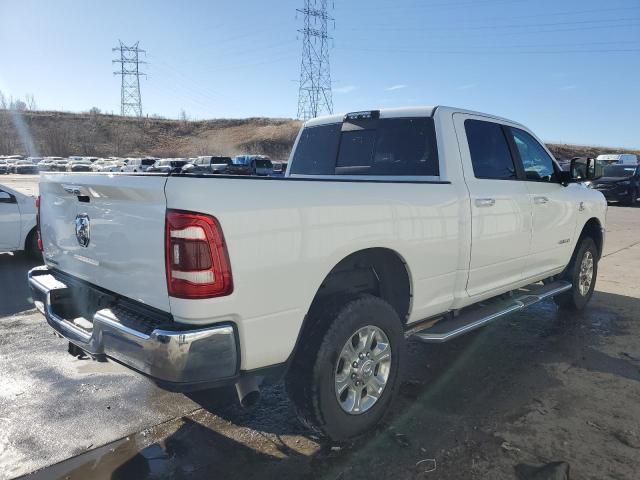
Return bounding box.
[359,353,365,359]
[351,373,357,379]
[366,352,371,357]
[352,361,358,368]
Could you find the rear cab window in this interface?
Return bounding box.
[290,115,439,178]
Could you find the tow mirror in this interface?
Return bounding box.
[563,157,602,185]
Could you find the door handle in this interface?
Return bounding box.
[533,196,549,205]
[475,198,496,208]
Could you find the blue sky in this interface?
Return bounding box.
[1,0,638,148]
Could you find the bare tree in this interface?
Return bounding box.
[25,94,37,111]
[111,124,132,157]
[0,113,17,153]
[12,99,27,111]
[42,122,73,156]
[89,107,101,115]
[0,91,6,110]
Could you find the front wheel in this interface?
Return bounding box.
[555,237,598,311]
[628,188,638,207]
[286,295,404,441]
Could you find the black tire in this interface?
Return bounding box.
[628,188,638,207]
[25,229,42,261]
[286,295,404,441]
[554,237,598,311]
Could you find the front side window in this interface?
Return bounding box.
[509,128,556,182]
[465,119,517,180]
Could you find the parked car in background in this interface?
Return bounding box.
[182,156,233,174]
[228,155,273,175]
[66,159,93,172]
[271,161,287,176]
[84,156,99,163]
[121,158,156,172]
[588,164,640,206]
[0,183,39,258]
[4,156,23,173]
[146,159,188,173]
[596,154,638,166]
[228,155,252,175]
[27,157,44,165]
[0,159,8,175]
[51,159,70,171]
[13,160,39,174]
[38,157,63,172]
[90,159,108,171]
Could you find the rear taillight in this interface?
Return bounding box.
[35,195,42,251]
[165,210,233,299]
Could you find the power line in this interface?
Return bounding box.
[112,40,147,117]
[297,0,334,121]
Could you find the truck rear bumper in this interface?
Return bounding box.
[28,266,239,391]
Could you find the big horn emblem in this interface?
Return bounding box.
[75,213,91,247]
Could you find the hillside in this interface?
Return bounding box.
[1,110,638,162]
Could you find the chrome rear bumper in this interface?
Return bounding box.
[28,266,239,390]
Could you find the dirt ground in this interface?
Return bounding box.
[0,175,638,479]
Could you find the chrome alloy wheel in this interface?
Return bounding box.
[334,325,392,415]
[578,250,594,296]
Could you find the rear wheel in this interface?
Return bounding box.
[25,229,41,260]
[554,237,598,311]
[628,188,638,207]
[286,295,404,441]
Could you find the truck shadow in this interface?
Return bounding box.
[20,290,640,480]
[0,252,41,316]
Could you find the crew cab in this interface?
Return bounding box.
[28,106,606,440]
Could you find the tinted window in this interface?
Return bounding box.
[370,118,439,176]
[291,118,439,176]
[465,120,517,180]
[336,130,377,173]
[290,123,341,175]
[142,159,155,166]
[509,128,556,182]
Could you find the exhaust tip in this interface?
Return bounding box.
[235,376,262,409]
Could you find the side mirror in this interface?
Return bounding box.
[565,157,602,184]
[0,191,16,203]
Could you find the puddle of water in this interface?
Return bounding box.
[21,436,172,480]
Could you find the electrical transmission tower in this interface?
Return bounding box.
[112,41,146,117]
[296,0,334,120]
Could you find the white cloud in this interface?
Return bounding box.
[385,84,407,91]
[456,83,476,90]
[334,85,357,94]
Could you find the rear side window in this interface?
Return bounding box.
[465,120,517,180]
[290,117,439,176]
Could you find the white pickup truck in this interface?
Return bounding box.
[29,106,606,440]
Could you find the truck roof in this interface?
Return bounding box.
[304,105,524,129]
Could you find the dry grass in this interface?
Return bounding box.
[1,110,637,163]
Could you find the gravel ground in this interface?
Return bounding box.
[0,174,638,480]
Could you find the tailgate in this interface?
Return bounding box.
[39,173,170,312]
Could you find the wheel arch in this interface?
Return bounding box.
[288,247,413,367]
[578,217,604,259]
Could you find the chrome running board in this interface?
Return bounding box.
[410,281,572,344]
